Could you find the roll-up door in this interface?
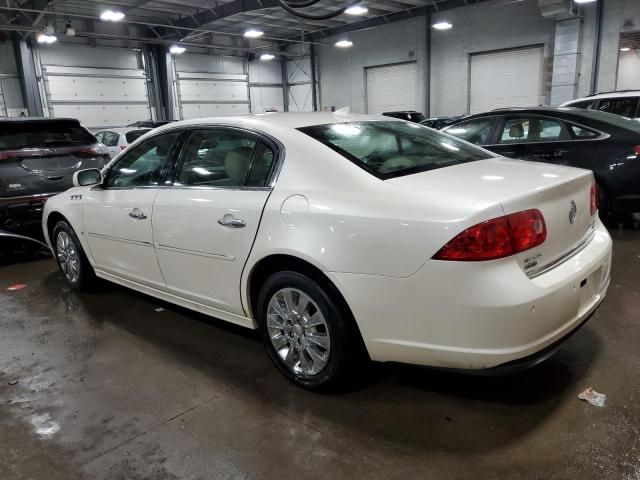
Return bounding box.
[365,62,417,114]
[174,54,249,119]
[470,46,544,114]
[39,45,151,128]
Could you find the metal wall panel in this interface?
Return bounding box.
[288,84,313,112]
[251,86,284,113]
[174,54,244,74]
[550,19,581,106]
[40,47,151,128]
[0,42,25,116]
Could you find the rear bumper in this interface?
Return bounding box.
[328,219,612,370]
[0,193,58,230]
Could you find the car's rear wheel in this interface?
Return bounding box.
[257,271,365,391]
[52,221,97,291]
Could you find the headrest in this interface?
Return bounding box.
[225,147,252,183]
[509,123,524,138]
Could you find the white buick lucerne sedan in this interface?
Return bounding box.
[42,112,612,390]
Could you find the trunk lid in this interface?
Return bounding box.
[387,157,596,274]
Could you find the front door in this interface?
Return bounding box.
[152,128,277,316]
[83,130,183,288]
[489,115,575,165]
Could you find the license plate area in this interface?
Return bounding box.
[578,266,602,309]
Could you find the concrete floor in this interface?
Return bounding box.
[0,229,639,480]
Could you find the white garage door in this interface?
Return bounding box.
[470,47,544,114]
[174,54,249,119]
[366,62,417,114]
[40,45,151,128]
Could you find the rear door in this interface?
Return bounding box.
[488,115,575,165]
[83,130,184,288]
[152,128,278,316]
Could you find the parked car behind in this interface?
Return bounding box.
[561,90,640,121]
[0,118,110,232]
[420,116,462,130]
[382,111,426,123]
[442,107,640,216]
[127,120,176,128]
[94,127,152,159]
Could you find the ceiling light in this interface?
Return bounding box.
[37,33,57,44]
[244,29,264,38]
[335,39,353,48]
[432,21,453,30]
[170,45,186,54]
[100,10,125,22]
[260,53,275,61]
[620,47,631,52]
[345,5,368,15]
[43,22,55,35]
[573,0,597,3]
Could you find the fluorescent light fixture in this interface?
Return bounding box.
[37,33,57,44]
[170,45,186,54]
[244,29,264,38]
[100,10,125,22]
[260,53,275,61]
[64,22,76,37]
[43,23,55,34]
[573,0,597,3]
[335,39,353,48]
[432,21,453,30]
[345,5,368,15]
[620,47,631,52]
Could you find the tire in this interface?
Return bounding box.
[52,220,97,291]
[257,271,366,391]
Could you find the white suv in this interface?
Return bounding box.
[561,90,640,120]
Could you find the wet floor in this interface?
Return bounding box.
[1,229,639,480]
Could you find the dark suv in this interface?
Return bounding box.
[0,118,110,232]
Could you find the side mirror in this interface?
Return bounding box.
[73,168,103,187]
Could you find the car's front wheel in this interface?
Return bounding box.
[52,221,97,291]
[257,271,365,391]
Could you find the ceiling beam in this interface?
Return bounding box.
[172,0,282,29]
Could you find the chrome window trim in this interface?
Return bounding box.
[481,114,610,147]
[526,223,596,279]
[167,124,285,191]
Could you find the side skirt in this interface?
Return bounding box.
[95,269,257,330]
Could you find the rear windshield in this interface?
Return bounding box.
[125,129,151,143]
[299,121,492,179]
[571,109,640,133]
[0,121,96,151]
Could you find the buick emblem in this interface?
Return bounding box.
[569,200,577,224]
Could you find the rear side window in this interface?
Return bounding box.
[597,98,639,118]
[299,121,491,180]
[498,117,569,144]
[569,124,599,139]
[125,129,151,144]
[568,100,596,110]
[443,117,495,144]
[101,131,120,147]
[0,121,95,150]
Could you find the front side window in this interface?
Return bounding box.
[106,131,181,188]
[597,98,639,118]
[299,121,491,180]
[443,117,495,145]
[175,129,274,187]
[498,117,569,144]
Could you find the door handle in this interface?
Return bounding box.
[217,214,246,228]
[128,208,148,220]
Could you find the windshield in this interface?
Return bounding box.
[299,121,492,179]
[0,121,96,151]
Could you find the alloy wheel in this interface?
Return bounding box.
[56,231,80,284]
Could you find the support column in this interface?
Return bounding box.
[281,58,289,112]
[550,18,582,106]
[12,36,43,117]
[309,43,318,111]
[150,45,175,121]
[424,11,431,117]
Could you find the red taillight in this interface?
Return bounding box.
[634,146,640,155]
[433,209,547,262]
[590,182,598,216]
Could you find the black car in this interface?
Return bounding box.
[442,107,640,216]
[420,116,462,130]
[382,111,426,123]
[0,118,110,232]
[127,120,176,128]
